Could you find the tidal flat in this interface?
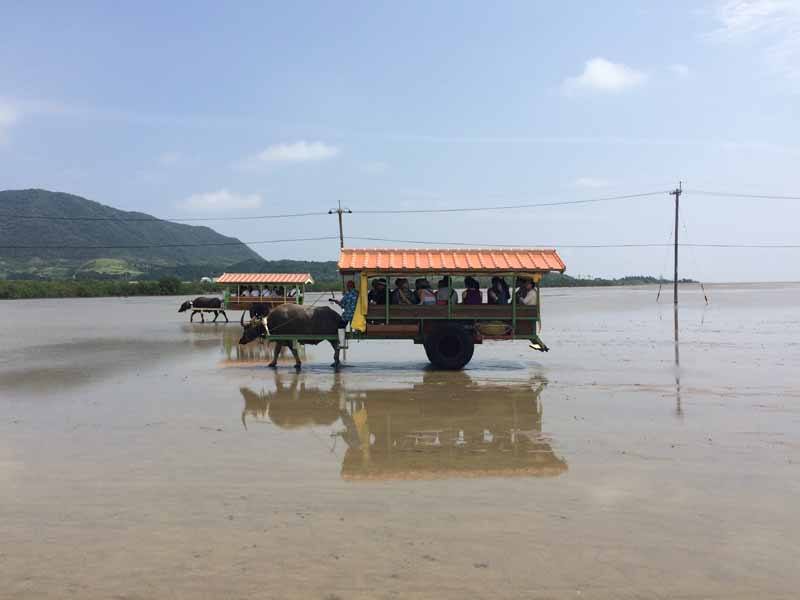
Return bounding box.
[2,284,799,599]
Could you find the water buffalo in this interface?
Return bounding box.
[178,297,228,323]
[238,302,270,326]
[239,304,341,370]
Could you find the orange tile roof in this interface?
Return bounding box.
[338,248,565,273]
[216,273,314,284]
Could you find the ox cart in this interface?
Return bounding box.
[218,272,314,324]
[253,248,565,370]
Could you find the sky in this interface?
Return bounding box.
[1,0,799,282]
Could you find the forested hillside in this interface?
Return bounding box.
[0,189,261,279]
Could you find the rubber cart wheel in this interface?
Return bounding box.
[424,324,475,370]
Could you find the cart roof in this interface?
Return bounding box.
[338,248,565,274]
[217,272,314,285]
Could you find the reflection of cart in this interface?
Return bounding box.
[216,272,314,322]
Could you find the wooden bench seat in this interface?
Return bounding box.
[366,304,538,320]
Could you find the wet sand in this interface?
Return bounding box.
[2,285,800,599]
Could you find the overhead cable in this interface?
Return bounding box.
[0,190,669,222]
[350,191,669,214]
[0,236,339,250]
[0,210,331,223]
[346,237,800,249]
[687,189,800,200]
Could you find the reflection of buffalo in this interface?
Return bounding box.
[238,371,567,480]
[178,297,227,323]
[239,304,341,370]
[240,375,340,430]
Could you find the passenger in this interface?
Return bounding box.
[487,276,510,305]
[415,278,437,305]
[391,278,415,304]
[330,280,359,347]
[251,287,261,298]
[262,287,272,298]
[516,278,538,306]
[436,276,458,305]
[368,278,387,304]
[462,276,483,305]
[239,287,249,297]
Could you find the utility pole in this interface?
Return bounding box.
[328,200,352,249]
[669,182,682,306]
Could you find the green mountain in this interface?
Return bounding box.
[0,189,262,279]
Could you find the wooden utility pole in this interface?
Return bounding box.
[328,200,352,249]
[670,182,682,306]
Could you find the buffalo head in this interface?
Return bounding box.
[178,300,192,313]
[239,318,267,345]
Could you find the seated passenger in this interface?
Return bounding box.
[240,287,249,297]
[436,276,458,305]
[262,287,271,298]
[415,278,437,305]
[368,278,387,304]
[391,278,416,304]
[462,276,483,305]
[251,287,261,297]
[516,278,538,306]
[487,276,510,305]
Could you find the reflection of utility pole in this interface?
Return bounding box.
[328,200,352,249]
[669,182,683,418]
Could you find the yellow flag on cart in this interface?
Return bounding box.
[351,275,369,333]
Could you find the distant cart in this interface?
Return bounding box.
[216,272,314,323]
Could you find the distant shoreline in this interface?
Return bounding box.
[0,276,720,300]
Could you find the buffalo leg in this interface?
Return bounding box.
[290,343,302,370]
[329,340,341,368]
[268,342,282,368]
[212,310,219,323]
[190,311,194,323]
[222,311,229,323]
[200,311,205,323]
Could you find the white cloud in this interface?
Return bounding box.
[710,0,800,87]
[669,64,690,77]
[0,101,20,141]
[562,58,647,95]
[158,151,182,166]
[180,189,262,212]
[574,177,611,189]
[252,140,339,163]
[360,161,389,175]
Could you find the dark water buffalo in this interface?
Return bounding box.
[238,302,270,326]
[239,304,341,370]
[178,297,228,323]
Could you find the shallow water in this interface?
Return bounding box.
[2,285,799,599]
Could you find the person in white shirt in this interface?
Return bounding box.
[251,287,261,297]
[240,287,249,297]
[516,278,538,306]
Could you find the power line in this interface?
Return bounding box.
[2,236,799,251]
[346,236,800,249]
[0,236,339,250]
[351,191,669,214]
[687,189,800,200]
[0,190,669,222]
[0,210,330,223]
